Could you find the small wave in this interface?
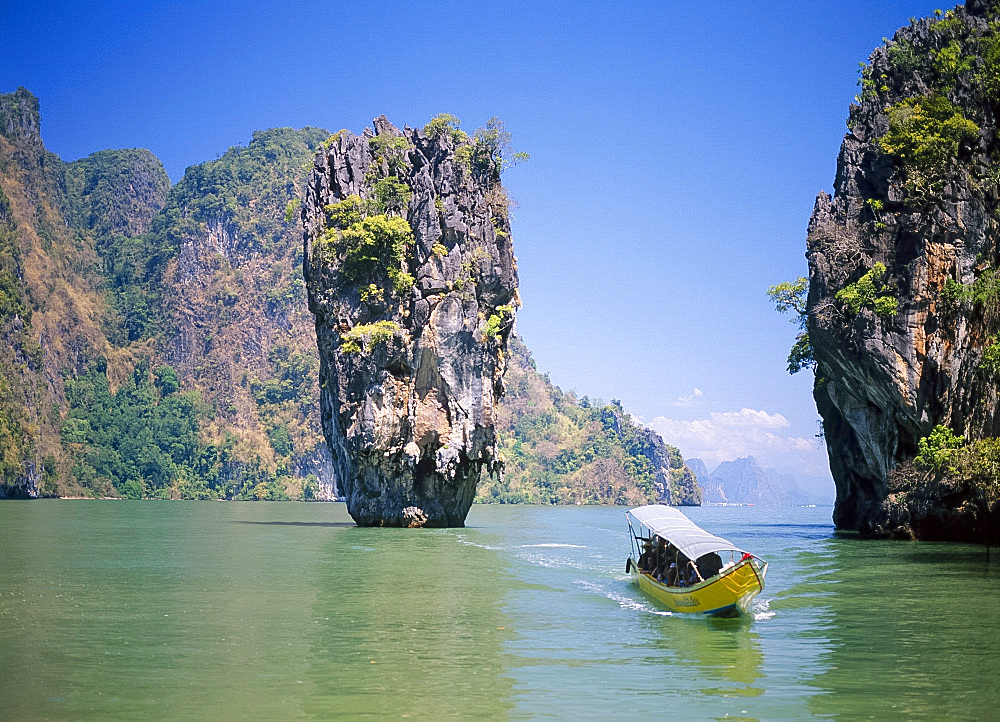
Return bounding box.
[574,579,672,616]
[752,598,775,621]
[453,535,506,551]
[520,543,586,549]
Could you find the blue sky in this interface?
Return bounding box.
[2,0,948,481]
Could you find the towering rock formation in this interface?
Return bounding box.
[303,116,518,526]
[807,2,1000,539]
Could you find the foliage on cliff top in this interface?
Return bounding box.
[478,335,701,505]
[469,117,530,185]
[147,126,328,267]
[63,148,170,240]
[422,113,467,143]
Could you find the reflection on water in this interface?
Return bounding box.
[232,520,357,527]
[2,502,1000,718]
[804,536,1000,718]
[305,526,516,717]
[0,502,334,718]
[646,615,764,694]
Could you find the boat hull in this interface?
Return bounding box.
[628,557,766,617]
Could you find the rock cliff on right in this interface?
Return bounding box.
[808,0,1000,542]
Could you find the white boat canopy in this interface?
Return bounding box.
[626,505,751,561]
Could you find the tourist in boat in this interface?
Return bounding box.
[664,541,678,569]
[697,552,723,580]
[654,535,667,569]
[674,554,689,585]
[665,562,678,586]
[638,540,654,572]
[653,561,667,583]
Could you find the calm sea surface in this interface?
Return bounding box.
[2,501,999,719]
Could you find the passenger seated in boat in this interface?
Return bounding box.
[660,562,672,583]
[675,555,693,586]
[638,541,654,572]
[664,544,678,571]
[696,552,723,580]
[687,562,703,585]
[665,562,678,586]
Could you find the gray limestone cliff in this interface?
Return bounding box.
[807,1,1000,540]
[303,116,519,527]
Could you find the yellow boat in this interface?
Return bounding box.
[625,505,767,618]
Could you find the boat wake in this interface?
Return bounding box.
[573,579,672,616]
[452,535,596,569]
[452,535,506,552]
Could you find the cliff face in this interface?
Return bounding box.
[0,88,169,498]
[636,425,703,506]
[807,2,1000,538]
[153,127,337,501]
[0,86,337,501]
[303,116,518,526]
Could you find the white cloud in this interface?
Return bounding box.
[649,407,829,476]
[672,387,704,407]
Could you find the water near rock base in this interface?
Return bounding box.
[2,502,999,718]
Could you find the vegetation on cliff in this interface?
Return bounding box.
[0,86,130,498]
[477,336,702,506]
[885,425,1000,541]
[766,277,815,374]
[0,86,333,500]
[149,125,333,500]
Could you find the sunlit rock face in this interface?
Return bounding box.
[807,2,1000,540]
[303,116,518,527]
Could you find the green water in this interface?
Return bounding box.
[2,502,999,718]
